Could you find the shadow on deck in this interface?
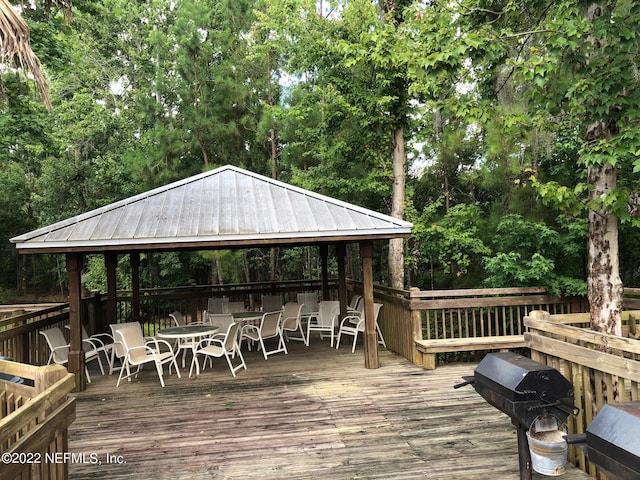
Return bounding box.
[68,338,591,480]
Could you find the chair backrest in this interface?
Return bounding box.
[207,297,229,314]
[356,303,383,332]
[317,301,340,327]
[115,323,146,363]
[282,302,303,330]
[40,327,69,364]
[261,294,282,312]
[223,322,242,351]
[349,295,362,311]
[110,322,143,359]
[226,301,246,313]
[260,311,282,338]
[66,324,94,353]
[208,313,234,332]
[170,311,186,326]
[297,292,319,315]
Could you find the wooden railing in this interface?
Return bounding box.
[5,284,640,373]
[352,283,588,366]
[0,360,76,480]
[0,305,70,365]
[524,310,640,480]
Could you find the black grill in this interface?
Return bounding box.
[456,352,578,480]
[472,351,576,428]
[566,401,640,480]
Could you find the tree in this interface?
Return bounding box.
[405,1,640,334]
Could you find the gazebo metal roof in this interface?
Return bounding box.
[11,165,412,254]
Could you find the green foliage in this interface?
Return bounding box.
[410,201,490,288]
[482,214,586,296]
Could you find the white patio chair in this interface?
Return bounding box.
[261,294,283,312]
[40,327,102,383]
[206,313,235,332]
[115,323,180,388]
[169,311,206,368]
[226,301,246,313]
[335,303,386,353]
[281,302,306,344]
[240,311,287,359]
[189,322,246,378]
[204,297,229,318]
[306,300,340,347]
[297,292,319,326]
[109,322,153,375]
[348,295,362,312]
[66,324,114,372]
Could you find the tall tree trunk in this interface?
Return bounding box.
[584,4,623,335]
[587,160,623,335]
[389,126,406,289]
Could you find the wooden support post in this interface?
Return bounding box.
[105,253,117,326]
[336,243,348,321]
[360,240,379,368]
[66,253,86,392]
[320,244,330,301]
[131,252,141,322]
[412,307,423,366]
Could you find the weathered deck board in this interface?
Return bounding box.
[67,338,591,479]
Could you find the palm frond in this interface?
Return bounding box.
[0,0,55,110]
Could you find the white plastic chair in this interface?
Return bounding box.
[240,311,287,359]
[109,322,152,375]
[226,301,246,313]
[206,313,235,332]
[40,327,102,382]
[281,302,306,343]
[189,322,246,378]
[66,324,113,372]
[115,323,180,388]
[335,303,386,352]
[306,300,340,346]
[261,294,283,312]
[204,297,229,317]
[169,311,209,368]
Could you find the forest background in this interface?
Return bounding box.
[1,0,639,306]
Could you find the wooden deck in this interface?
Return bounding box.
[67,339,592,480]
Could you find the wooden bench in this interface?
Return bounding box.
[415,335,526,370]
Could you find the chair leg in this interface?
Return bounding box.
[351,333,358,353]
[224,352,237,377]
[376,324,386,348]
[94,355,105,375]
[189,355,199,378]
[155,362,165,388]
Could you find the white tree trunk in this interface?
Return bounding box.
[587,161,623,335]
[389,126,406,289]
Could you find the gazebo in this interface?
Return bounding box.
[11,165,412,390]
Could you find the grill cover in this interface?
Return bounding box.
[473,352,575,428]
[586,401,640,479]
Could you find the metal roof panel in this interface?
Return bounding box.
[11,165,412,253]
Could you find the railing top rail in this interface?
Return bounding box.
[409,286,548,299]
[0,303,69,329]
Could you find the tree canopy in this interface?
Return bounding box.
[1,0,639,332]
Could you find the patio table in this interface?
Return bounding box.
[231,311,264,324]
[157,325,220,368]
